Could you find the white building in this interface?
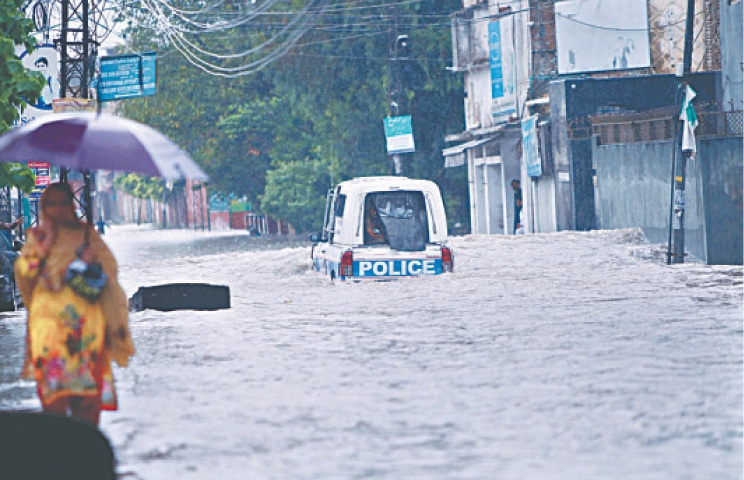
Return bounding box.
[444,0,728,236]
[443,0,544,235]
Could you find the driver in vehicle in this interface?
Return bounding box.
[364,197,387,245]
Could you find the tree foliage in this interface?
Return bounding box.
[261,157,332,233]
[0,1,45,194]
[116,0,466,232]
[0,163,35,193]
[0,0,44,133]
[114,173,163,200]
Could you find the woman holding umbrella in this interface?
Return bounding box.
[14,182,134,426]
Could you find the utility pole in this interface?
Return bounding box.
[669,0,696,264]
[58,0,97,223]
[388,6,411,176]
[388,5,400,175]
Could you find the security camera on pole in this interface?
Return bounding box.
[384,33,415,175]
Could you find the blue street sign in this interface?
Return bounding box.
[98,52,157,101]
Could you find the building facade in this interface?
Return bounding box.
[445,0,739,252]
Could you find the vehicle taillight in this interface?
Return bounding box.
[441,246,454,273]
[340,250,354,278]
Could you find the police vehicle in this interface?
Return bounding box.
[309,176,453,281]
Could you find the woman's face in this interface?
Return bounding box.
[42,190,76,225]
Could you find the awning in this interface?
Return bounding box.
[442,136,497,168]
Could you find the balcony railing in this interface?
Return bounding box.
[590,105,743,145]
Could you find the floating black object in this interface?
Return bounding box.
[0,411,117,480]
[129,283,230,312]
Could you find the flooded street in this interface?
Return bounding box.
[1,225,741,479]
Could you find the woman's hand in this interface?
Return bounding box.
[30,223,56,256]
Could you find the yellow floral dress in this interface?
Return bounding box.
[15,223,133,410]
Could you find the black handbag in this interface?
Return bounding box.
[64,238,107,302]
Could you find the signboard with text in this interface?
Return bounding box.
[28,161,51,199]
[98,52,157,101]
[210,194,229,212]
[521,115,542,177]
[489,19,516,122]
[383,115,415,154]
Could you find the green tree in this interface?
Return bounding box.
[0,163,35,193]
[0,2,45,201]
[116,28,275,204]
[0,0,44,133]
[114,173,163,224]
[260,158,332,233]
[260,0,464,231]
[116,1,465,232]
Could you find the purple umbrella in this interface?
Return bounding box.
[0,112,208,181]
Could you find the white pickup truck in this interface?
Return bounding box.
[309,176,454,281]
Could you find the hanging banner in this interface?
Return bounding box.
[489,18,516,123]
[383,115,416,154]
[521,115,542,177]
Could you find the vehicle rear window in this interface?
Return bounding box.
[334,194,346,217]
[366,191,429,251]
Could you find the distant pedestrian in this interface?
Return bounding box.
[15,182,134,427]
[95,217,110,235]
[511,179,523,234]
[0,217,23,232]
[0,217,22,247]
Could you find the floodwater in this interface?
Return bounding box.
[1,225,741,479]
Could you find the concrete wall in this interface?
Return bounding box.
[549,72,721,233]
[593,140,705,260]
[699,137,743,264]
[593,136,742,264]
[721,1,743,111]
[549,81,575,231]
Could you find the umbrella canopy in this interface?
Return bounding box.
[0,112,208,181]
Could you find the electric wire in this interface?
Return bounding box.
[23,0,714,78]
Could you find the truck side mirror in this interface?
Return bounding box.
[308,232,322,243]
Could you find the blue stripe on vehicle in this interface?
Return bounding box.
[354,259,442,277]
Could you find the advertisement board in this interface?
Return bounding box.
[555,0,651,74]
[14,44,61,125]
[489,19,516,122]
